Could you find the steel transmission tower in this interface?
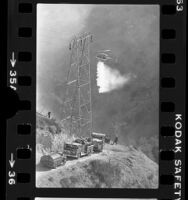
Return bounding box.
[61,33,93,137]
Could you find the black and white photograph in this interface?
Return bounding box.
[36,4,159,188]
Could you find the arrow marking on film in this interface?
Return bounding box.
[9,153,15,168]
[10,52,16,67]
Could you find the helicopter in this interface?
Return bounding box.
[96,50,113,61]
[96,50,118,63]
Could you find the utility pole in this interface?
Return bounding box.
[61,33,93,137]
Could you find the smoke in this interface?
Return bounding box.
[37,4,94,115]
[96,61,135,93]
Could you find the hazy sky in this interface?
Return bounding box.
[37,4,94,111]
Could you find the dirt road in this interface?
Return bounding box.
[36,145,127,182]
[36,150,103,182]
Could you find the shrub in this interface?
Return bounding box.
[87,159,121,187]
[48,125,57,135]
[138,135,158,163]
[36,129,53,150]
[51,133,75,153]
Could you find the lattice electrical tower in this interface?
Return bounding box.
[61,33,93,137]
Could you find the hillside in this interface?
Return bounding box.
[36,144,158,188]
[36,112,62,133]
[36,112,158,188]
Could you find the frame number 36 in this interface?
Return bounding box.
[8,171,16,185]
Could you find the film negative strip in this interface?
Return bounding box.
[4,0,186,200]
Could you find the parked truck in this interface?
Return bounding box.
[91,132,106,143]
[74,138,94,156]
[63,142,83,159]
[40,133,106,169]
[91,132,106,152]
[40,152,66,169]
[92,138,104,152]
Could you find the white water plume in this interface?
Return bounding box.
[97,61,135,93]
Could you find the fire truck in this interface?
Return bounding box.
[63,139,94,159]
[91,132,106,152]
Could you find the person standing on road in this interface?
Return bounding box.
[113,134,118,145]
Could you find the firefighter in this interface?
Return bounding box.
[113,134,118,145]
[48,111,51,119]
